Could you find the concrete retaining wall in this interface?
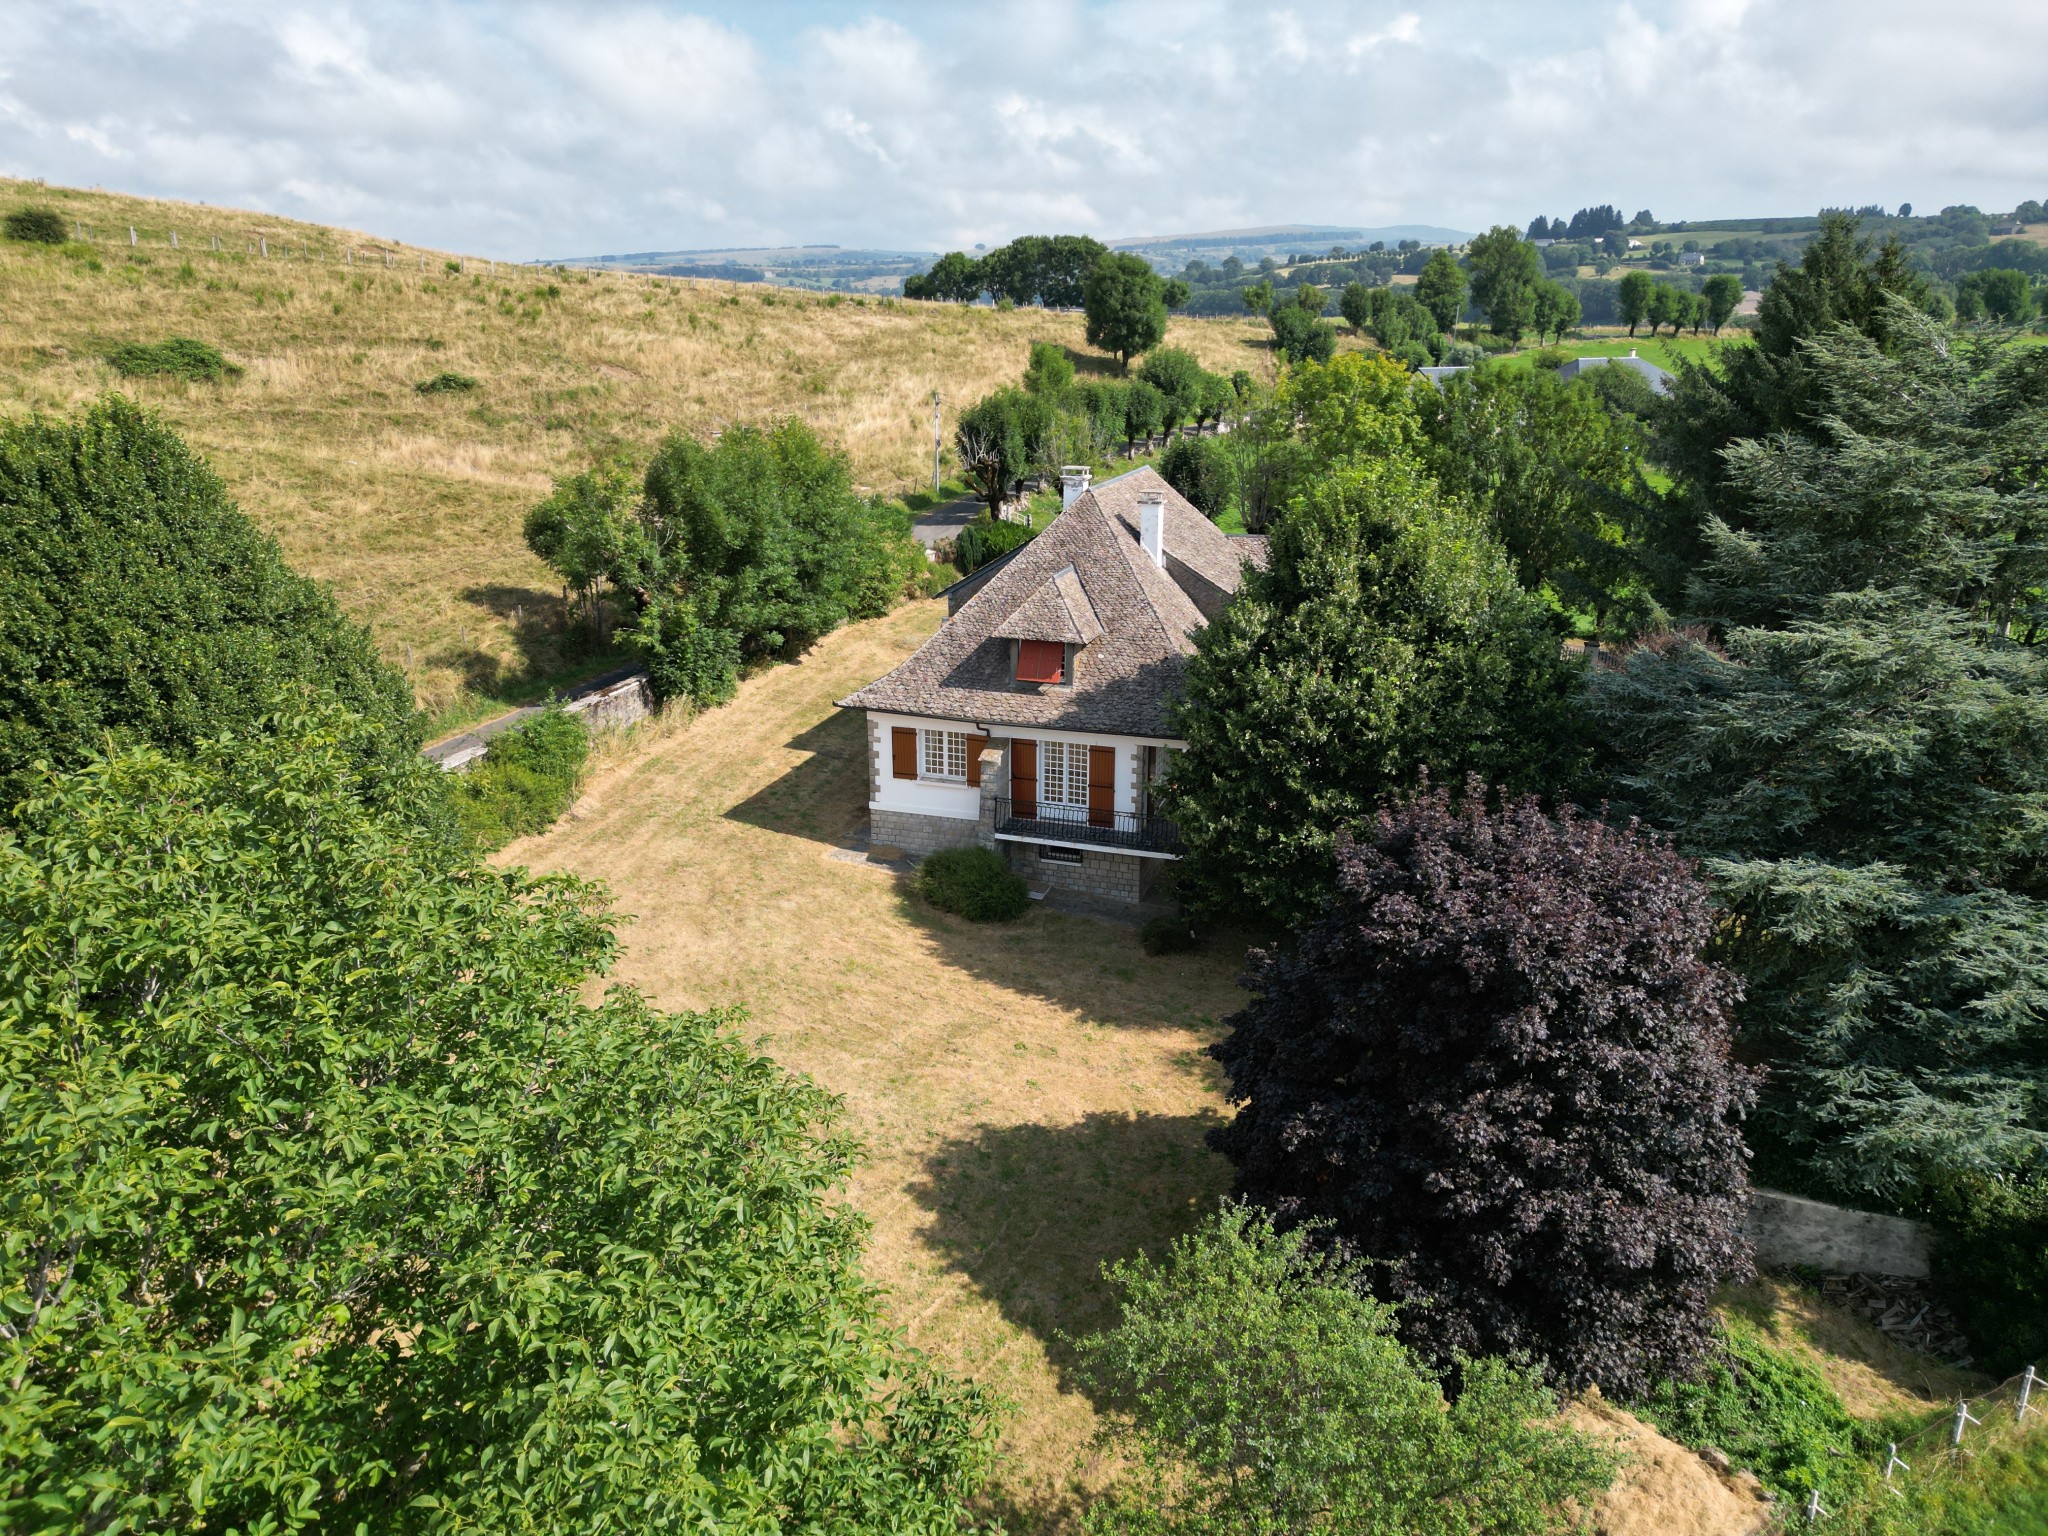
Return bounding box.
[564,672,654,733]
[1745,1189,1931,1278]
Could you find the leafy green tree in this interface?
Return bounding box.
[1039,234,1112,307]
[1465,226,1544,340]
[1157,435,1237,521]
[1084,252,1170,371]
[1162,278,1192,310]
[0,396,419,803]
[1617,270,1654,336]
[1240,280,1274,316]
[1339,280,1373,333]
[1959,268,2035,324]
[1121,378,1166,449]
[1136,347,1209,433]
[1268,302,1336,365]
[1293,281,1327,315]
[903,250,983,302]
[1165,454,1584,925]
[1073,1208,1616,1536]
[955,386,1053,516]
[1701,273,1743,333]
[1209,782,1756,1394]
[1415,247,1467,332]
[1419,366,1643,611]
[1647,282,1683,337]
[1591,313,2048,1202]
[1023,339,1076,396]
[527,422,919,707]
[0,720,996,1534]
[1532,280,1581,343]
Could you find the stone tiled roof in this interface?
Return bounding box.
[838,466,1258,738]
[993,565,1103,645]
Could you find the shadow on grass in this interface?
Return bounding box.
[908,1111,1233,1387]
[722,708,869,846]
[1060,344,1122,379]
[443,582,633,703]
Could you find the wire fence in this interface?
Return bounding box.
[58,216,524,278]
[1802,1361,2041,1524]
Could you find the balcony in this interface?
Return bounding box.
[989,796,1182,858]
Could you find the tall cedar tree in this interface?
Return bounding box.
[0,719,996,1533]
[1640,212,1930,609]
[1591,311,2048,1201]
[1164,447,1583,928]
[0,396,420,804]
[1208,781,1757,1396]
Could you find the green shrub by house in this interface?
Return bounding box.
[955,512,1035,574]
[915,845,1029,921]
[450,703,589,848]
[106,337,239,381]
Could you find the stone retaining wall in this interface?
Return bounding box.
[1745,1189,1931,1278]
[1007,842,1144,903]
[871,808,981,858]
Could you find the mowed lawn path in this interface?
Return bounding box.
[504,599,1247,1527]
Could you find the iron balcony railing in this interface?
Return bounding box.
[990,796,1183,856]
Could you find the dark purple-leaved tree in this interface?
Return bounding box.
[1208,778,1758,1396]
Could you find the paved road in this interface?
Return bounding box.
[422,662,646,768]
[909,492,985,548]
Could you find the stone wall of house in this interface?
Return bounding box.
[871,808,982,858]
[1008,842,1145,903]
[1744,1189,1931,1279]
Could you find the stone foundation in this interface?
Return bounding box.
[871,808,982,858]
[1006,841,1146,903]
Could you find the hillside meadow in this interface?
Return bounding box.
[0,176,1276,722]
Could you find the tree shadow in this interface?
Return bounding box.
[1061,345,1121,379]
[723,709,870,846]
[453,583,630,705]
[907,1111,1233,1387]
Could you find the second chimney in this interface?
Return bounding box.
[1060,465,1091,510]
[1138,490,1166,567]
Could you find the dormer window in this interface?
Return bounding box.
[1016,639,1065,684]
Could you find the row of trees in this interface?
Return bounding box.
[0,399,996,1528]
[1618,268,1744,335]
[1161,212,2048,1391]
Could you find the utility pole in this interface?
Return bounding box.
[931,389,941,495]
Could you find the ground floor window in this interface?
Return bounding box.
[921,728,968,781]
[1038,844,1084,865]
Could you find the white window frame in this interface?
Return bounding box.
[1039,739,1092,815]
[920,728,969,783]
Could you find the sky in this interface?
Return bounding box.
[3,0,2045,261]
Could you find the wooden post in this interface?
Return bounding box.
[128,226,136,246]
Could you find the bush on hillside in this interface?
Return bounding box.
[4,205,66,244]
[106,337,239,381]
[1632,1317,1875,1503]
[1072,1207,1616,1536]
[1208,780,1758,1395]
[0,720,997,1533]
[954,512,1035,574]
[915,845,1028,922]
[415,369,479,394]
[450,703,589,849]
[0,395,419,805]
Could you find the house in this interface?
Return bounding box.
[1677,251,1706,266]
[837,465,1264,906]
[1416,365,1471,388]
[1557,348,1674,396]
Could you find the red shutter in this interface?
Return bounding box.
[891,727,917,779]
[965,734,990,787]
[1010,738,1037,819]
[1088,745,1115,827]
[1017,639,1065,683]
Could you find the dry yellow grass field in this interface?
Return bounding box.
[500,598,1952,1535]
[0,175,1276,722]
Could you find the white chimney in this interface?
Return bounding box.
[1061,465,1091,509]
[1138,491,1166,567]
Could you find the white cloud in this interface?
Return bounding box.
[0,1,2042,258]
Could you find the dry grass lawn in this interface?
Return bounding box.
[502,598,1797,1535]
[503,598,1247,1527]
[0,175,1276,722]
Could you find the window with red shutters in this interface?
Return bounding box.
[1016,639,1064,684]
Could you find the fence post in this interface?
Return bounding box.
[2020,1365,2037,1421]
[1949,1399,1981,1453]
[170,230,178,249]
[1803,1489,1826,1522]
[1883,1443,1908,1482]
[261,237,269,258]
[128,226,136,246]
